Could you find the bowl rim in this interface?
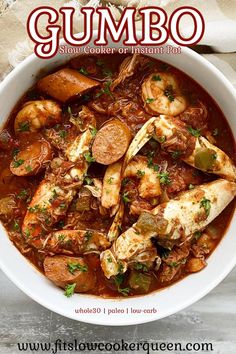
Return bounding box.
[0,32,235,326]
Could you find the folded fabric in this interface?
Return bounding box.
[0,0,236,80]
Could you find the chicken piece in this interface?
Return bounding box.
[142,72,187,116]
[14,100,62,133]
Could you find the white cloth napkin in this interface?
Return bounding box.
[0,0,236,81]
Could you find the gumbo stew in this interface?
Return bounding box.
[0,53,235,298]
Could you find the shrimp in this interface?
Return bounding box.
[123,156,161,199]
[102,156,161,211]
[124,115,236,182]
[101,161,122,210]
[142,73,187,116]
[101,179,236,278]
[14,100,62,133]
[101,155,161,240]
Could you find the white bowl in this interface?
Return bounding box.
[0,33,235,326]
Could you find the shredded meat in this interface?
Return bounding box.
[158,245,190,282]
[179,100,208,131]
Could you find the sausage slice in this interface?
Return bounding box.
[10,140,52,176]
[44,256,96,293]
[92,119,132,165]
[37,68,100,103]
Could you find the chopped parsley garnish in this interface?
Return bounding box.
[114,273,130,296]
[193,231,202,240]
[13,159,24,168]
[17,189,29,200]
[57,220,65,229]
[12,147,20,157]
[95,81,113,98]
[200,197,211,217]
[122,177,130,187]
[171,151,181,159]
[157,172,171,185]
[137,170,145,178]
[58,234,66,242]
[13,219,20,232]
[67,262,88,274]
[52,189,58,199]
[84,176,93,185]
[164,85,175,102]
[118,287,130,296]
[90,127,97,137]
[122,192,131,204]
[83,152,95,163]
[64,283,76,297]
[212,153,217,160]
[59,130,67,139]
[147,155,159,172]
[107,177,114,184]
[24,229,31,238]
[79,67,88,75]
[59,203,66,209]
[118,262,124,273]
[84,230,93,241]
[169,259,186,267]
[28,205,39,213]
[187,126,201,137]
[188,184,195,190]
[18,121,30,132]
[28,205,47,213]
[107,256,113,263]
[134,262,148,272]
[25,165,32,172]
[152,74,161,81]
[156,136,166,143]
[146,98,155,104]
[103,69,113,77]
